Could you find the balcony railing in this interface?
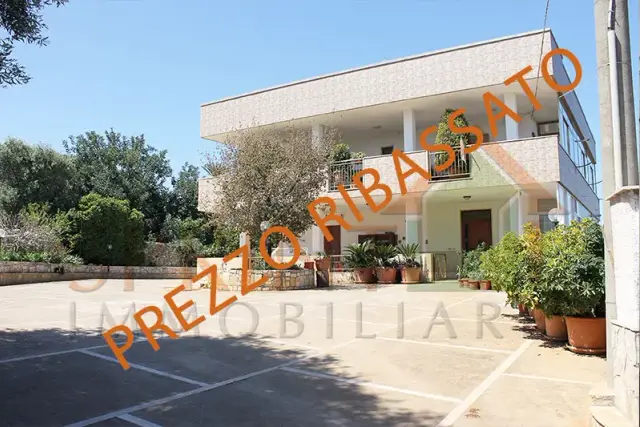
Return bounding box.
[428,147,471,181]
[327,148,471,192]
[329,158,364,191]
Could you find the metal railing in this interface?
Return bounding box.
[329,158,364,191]
[428,147,471,181]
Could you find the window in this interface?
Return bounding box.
[381,146,394,155]
[538,121,559,136]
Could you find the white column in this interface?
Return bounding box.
[503,93,519,141]
[403,109,417,152]
[311,225,324,254]
[405,214,422,246]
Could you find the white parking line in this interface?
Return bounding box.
[502,372,596,385]
[64,357,308,427]
[117,414,163,427]
[78,349,209,387]
[375,336,514,355]
[0,345,108,364]
[436,340,532,427]
[280,366,462,403]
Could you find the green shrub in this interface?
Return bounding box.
[396,243,421,268]
[462,242,485,280]
[344,241,375,269]
[479,232,522,299]
[170,238,204,267]
[539,218,605,317]
[372,244,398,268]
[68,193,145,266]
[518,223,544,309]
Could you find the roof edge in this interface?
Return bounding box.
[201,29,552,108]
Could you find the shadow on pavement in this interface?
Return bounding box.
[0,326,444,426]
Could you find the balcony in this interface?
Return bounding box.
[328,147,471,193]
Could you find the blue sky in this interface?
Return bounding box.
[1,0,638,188]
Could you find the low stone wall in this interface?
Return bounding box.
[216,269,315,291]
[0,261,196,286]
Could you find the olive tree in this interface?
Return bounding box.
[203,125,339,240]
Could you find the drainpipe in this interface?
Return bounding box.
[608,0,624,190]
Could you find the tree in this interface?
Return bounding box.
[434,109,471,166]
[203,125,338,239]
[169,162,200,220]
[63,129,172,236]
[0,137,79,214]
[67,193,145,266]
[1,0,69,87]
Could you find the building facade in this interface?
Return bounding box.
[198,29,599,278]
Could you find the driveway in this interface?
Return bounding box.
[0,279,605,426]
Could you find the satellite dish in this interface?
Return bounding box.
[548,208,561,223]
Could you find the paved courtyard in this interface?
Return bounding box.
[0,279,605,426]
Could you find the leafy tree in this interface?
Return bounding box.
[203,125,339,239]
[67,193,145,265]
[169,162,200,220]
[0,137,79,213]
[434,109,471,166]
[1,0,69,87]
[63,129,172,235]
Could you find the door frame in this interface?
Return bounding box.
[460,209,492,251]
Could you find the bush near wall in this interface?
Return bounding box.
[68,193,145,266]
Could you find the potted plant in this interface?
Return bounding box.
[313,251,331,271]
[519,224,545,331]
[463,244,484,290]
[372,244,398,284]
[541,218,605,353]
[456,250,468,287]
[467,270,481,290]
[343,241,375,284]
[396,243,422,284]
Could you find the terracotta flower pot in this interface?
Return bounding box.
[565,316,606,355]
[532,308,546,332]
[303,261,315,270]
[401,267,421,284]
[467,280,480,290]
[461,278,469,287]
[353,267,375,284]
[518,304,528,315]
[479,280,491,290]
[315,258,331,271]
[544,315,568,341]
[375,267,397,284]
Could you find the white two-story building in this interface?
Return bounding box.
[198,29,599,279]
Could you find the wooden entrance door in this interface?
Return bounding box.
[461,210,492,251]
[323,225,341,255]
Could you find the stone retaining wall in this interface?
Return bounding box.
[0,262,196,286]
[216,269,315,291]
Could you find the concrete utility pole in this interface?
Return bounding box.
[614,0,639,186]
[592,1,640,426]
[593,0,617,388]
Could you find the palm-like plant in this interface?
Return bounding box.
[396,243,421,268]
[343,241,375,269]
[372,244,398,268]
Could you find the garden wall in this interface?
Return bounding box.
[217,269,315,291]
[0,262,196,286]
